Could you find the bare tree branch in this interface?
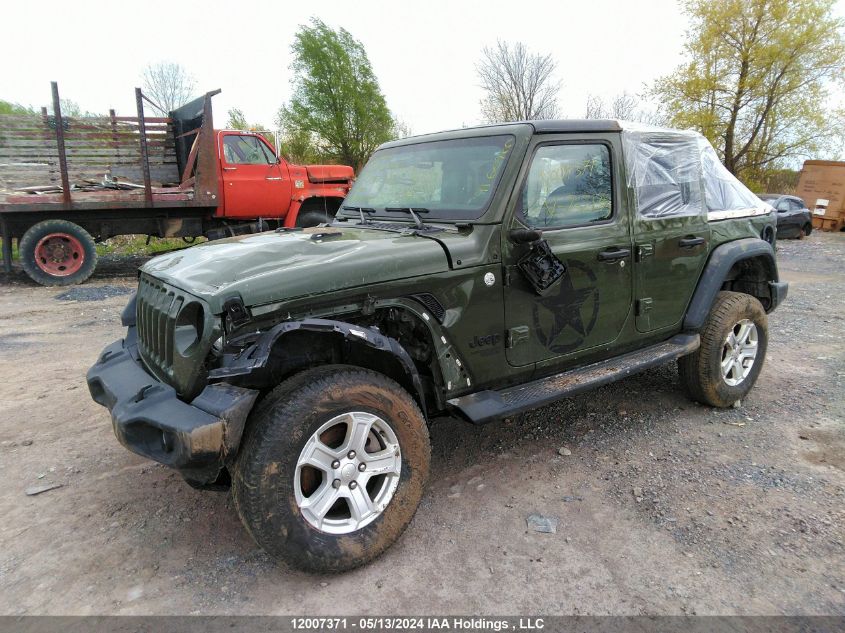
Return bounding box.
[476,41,561,122]
[141,62,196,116]
[584,91,666,124]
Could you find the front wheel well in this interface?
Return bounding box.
[299,197,343,215]
[257,327,428,418]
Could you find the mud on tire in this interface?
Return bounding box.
[232,365,430,572]
[678,291,768,408]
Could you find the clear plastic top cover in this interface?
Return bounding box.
[620,122,770,219]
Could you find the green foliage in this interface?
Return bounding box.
[0,100,35,115]
[278,18,396,171]
[279,128,325,165]
[757,168,800,194]
[226,108,248,130]
[652,0,845,184]
[0,98,101,119]
[95,235,206,256]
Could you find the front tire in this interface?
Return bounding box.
[678,291,768,408]
[233,366,430,572]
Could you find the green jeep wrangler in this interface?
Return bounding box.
[87,120,787,572]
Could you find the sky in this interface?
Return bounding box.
[1,0,844,138]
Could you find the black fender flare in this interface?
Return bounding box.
[208,318,428,418]
[684,238,780,331]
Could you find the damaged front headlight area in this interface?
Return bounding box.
[174,301,206,357]
[223,296,251,333]
[130,274,224,399]
[207,296,257,370]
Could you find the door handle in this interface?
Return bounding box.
[597,247,631,262]
[679,236,705,248]
[222,167,237,171]
[265,176,282,181]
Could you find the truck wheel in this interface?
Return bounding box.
[19,219,98,286]
[233,365,430,572]
[678,291,768,408]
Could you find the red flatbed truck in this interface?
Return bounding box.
[0,83,354,286]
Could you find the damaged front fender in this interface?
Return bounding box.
[208,318,428,418]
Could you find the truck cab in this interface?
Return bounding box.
[215,130,354,226]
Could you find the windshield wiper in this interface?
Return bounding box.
[342,205,376,225]
[385,207,430,229]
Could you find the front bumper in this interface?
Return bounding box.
[86,327,258,486]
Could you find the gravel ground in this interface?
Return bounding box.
[0,232,842,615]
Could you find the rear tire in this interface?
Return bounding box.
[19,219,98,286]
[678,291,768,408]
[233,365,430,572]
[802,223,812,237]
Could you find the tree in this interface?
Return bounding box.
[55,99,101,118]
[0,100,35,116]
[584,92,668,125]
[226,108,249,130]
[652,0,845,184]
[278,18,395,170]
[476,41,561,122]
[585,92,640,120]
[279,128,324,165]
[142,62,196,115]
[392,118,413,140]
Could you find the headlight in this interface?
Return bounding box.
[175,301,205,356]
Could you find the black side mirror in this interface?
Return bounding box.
[509,228,543,244]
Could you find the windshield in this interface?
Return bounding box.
[342,135,516,220]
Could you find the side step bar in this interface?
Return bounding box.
[447,334,700,424]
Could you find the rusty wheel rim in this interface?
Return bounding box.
[34,233,85,276]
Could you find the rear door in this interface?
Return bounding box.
[219,132,291,218]
[502,135,634,367]
[630,136,710,333]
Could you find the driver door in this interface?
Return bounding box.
[220,132,291,218]
[502,136,633,368]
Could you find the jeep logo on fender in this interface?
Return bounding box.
[469,333,502,349]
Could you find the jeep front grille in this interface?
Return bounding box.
[136,274,185,380]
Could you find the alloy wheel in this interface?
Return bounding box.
[721,319,759,386]
[294,412,401,535]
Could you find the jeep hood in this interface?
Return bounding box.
[140,227,450,312]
